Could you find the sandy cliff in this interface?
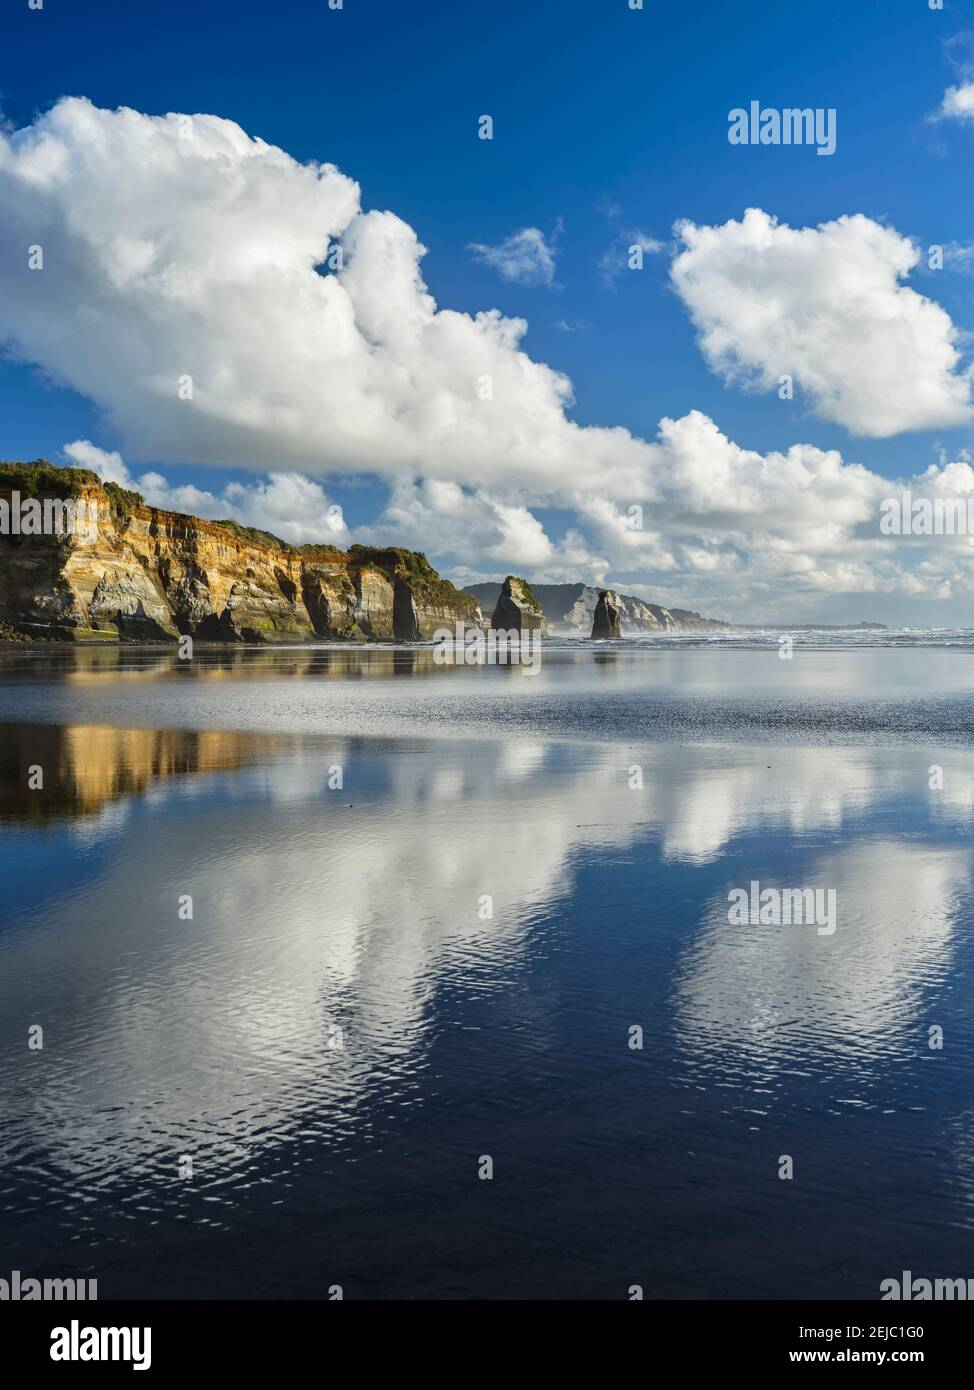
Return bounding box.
[0,463,483,642]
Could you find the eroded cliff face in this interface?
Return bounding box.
[490,576,547,635]
[0,464,484,643]
[561,586,725,635]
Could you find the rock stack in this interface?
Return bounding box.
[490,576,547,635]
[591,589,622,639]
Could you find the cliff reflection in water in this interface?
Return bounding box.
[2,714,974,1296]
[0,642,446,685]
[0,722,297,822]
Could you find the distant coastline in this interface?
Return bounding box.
[0,462,891,645]
[0,461,739,645]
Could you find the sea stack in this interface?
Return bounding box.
[591,589,622,639]
[491,576,546,635]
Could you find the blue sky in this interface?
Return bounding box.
[2,0,974,622]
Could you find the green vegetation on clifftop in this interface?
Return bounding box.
[0,460,97,497]
[506,575,543,611]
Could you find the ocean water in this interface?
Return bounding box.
[1,639,973,1299]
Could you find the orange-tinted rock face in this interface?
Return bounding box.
[0,464,484,643]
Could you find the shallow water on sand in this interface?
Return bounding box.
[1,645,972,1298]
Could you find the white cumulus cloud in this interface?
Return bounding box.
[64,440,348,545]
[3,102,974,618]
[671,208,974,437]
[0,100,627,490]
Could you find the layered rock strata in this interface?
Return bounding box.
[0,463,484,643]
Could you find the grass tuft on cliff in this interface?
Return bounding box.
[212,518,296,550]
[0,461,98,497]
[0,462,144,522]
[103,481,145,521]
[505,575,543,611]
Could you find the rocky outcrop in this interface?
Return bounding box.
[490,576,547,635]
[591,589,622,639]
[0,463,484,643]
[568,587,671,634]
[466,581,731,635]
